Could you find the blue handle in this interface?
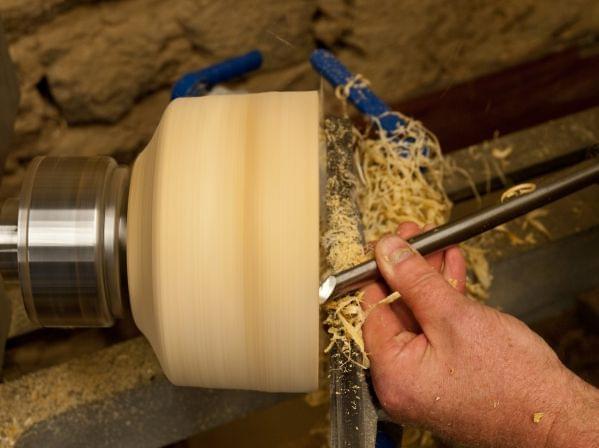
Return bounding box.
[310,49,406,135]
[171,50,263,99]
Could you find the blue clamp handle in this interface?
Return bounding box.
[310,49,406,135]
[171,50,263,99]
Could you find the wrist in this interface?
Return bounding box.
[544,373,599,448]
[504,367,591,448]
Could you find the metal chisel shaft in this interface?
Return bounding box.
[319,155,599,303]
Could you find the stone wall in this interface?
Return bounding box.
[1,0,598,196]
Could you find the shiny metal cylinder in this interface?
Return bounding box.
[0,197,18,281]
[10,156,129,327]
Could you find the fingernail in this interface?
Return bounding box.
[379,235,413,266]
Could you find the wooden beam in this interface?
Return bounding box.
[394,46,599,152]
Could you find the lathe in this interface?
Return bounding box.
[2,25,599,448]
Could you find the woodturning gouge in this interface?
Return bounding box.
[319,152,599,304]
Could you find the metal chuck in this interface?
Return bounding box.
[0,156,129,327]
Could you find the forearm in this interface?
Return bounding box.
[545,374,599,448]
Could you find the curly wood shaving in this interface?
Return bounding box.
[495,224,527,246]
[323,291,369,368]
[335,73,371,100]
[491,208,551,250]
[362,291,401,322]
[490,156,509,187]
[524,209,551,238]
[491,146,513,160]
[468,145,493,194]
[323,290,401,369]
[500,182,536,203]
[355,113,452,241]
[334,74,371,117]
[461,243,493,300]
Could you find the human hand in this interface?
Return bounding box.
[362,222,599,448]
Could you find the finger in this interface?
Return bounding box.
[397,222,443,273]
[361,281,406,361]
[390,300,420,333]
[396,221,421,239]
[442,246,467,294]
[393,222,422,332]
[422,223,444,273]
[375,234,465,337]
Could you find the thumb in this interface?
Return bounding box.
[375,234,464,337]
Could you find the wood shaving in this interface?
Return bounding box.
[354,111,452,238]
[524,209,551,238]
[491,146,513,160]
[524,233,537,244]
[500,182,536,203]
[461,243,493,300]
[533,412,544,423]
[468,145,493,194]
[491,208,551,249]
[490,155,509,187]
[334,74,370,117]
[335,73,371,100]
[369,291,401,309]
[323,291,369,368]
[495,224,527,246]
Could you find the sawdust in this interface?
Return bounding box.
[321,195,367,273]
[321,118,370,369]
[0,338,160,446]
